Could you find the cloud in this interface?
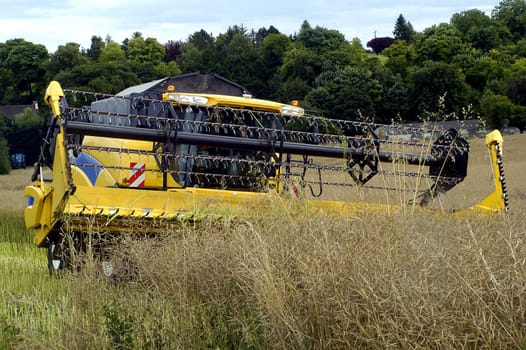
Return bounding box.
[1,0,498,52]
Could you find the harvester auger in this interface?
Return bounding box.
[24,74,508,275]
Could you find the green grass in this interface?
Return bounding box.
[0,212,64,349]
[0,211,269,349]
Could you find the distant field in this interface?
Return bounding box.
[0,167,32,212]
[0,133,525,349]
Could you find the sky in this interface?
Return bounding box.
[1,0,499,52]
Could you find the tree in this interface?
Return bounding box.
[251,25,280,48]
[512,105,526,132]
[0,138,9,174]
[393,14,415,42]
[178,43,205,73]
[306,66,382,120]
[6,108,44,165]
[513,38,526,56]
[46,42,89,79]
[217,25,248,46]
[5,18,526,130]
[254,33,292,99]
[86,35,105,61]
[492,0,526,39]
[452,9,493,35]
[278,77,311,104]
[187,29,215,51]
[279,46,322,95]
[409,61,471,118]
[367,61,409,122]
[260,33,292,75]
[349,38,367,65]
[165,40,183,62]
[125,36,166,82]
[452,54,502,93]
[416,24,467,63]
[99,41,126,64]
[126,36,165,65]
[469,26,502,51]
[0,113,10,174]
[296,20,348,54]
[376,74,409,122]
[1,39,49,103]
[279,23,367,104]
[0,66,15,104]
[451,9,508,51]
[366,37,395,54]
[296,21,364,71]
[500,58,526,130]
[0,112,9,137]
[178,30,219,73]
[215,31,258,88]
[504,61,526,105]
[480,94,518,129]
[53,62,140,93]
[383,40,417,79]
[154,61,182,77]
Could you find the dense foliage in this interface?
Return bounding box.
[0,1,525,170]
[7,108,44,164]
[0,137,9,174]
[0,112,10,174]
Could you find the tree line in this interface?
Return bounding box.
[1,0,526,173]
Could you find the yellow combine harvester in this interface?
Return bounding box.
[24,73,508,274]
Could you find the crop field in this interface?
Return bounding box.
[0,133,525,349]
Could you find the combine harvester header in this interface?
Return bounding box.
[23,73,508,275]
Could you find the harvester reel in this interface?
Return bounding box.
[344,123,380,185]
[56,94,471,199]
[418,129,470,205]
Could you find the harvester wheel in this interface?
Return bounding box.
[47,231,89,276]
[47,242,59,276]
[46,238,71,276]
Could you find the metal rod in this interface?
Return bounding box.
[67,121,442,166]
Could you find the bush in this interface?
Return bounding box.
[0,138,10,175]
[7,108,44,165]
[480,94,518,129]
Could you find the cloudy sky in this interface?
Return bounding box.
[1,0,498,52]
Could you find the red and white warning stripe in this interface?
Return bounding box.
[289,181,300,197]
[129,162,145,188]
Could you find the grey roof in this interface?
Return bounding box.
[0,104,38,119]
[116,78,167,97]
[114,73,252,98]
